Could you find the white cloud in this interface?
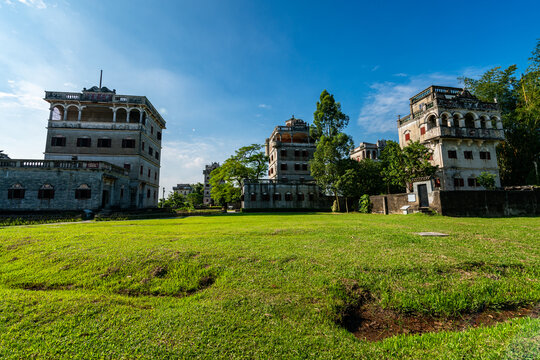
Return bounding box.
[15,0,46,8]
[371,65,380,72]
[393,73,407,77]
[258,103,271,109]
[356,69,487,134]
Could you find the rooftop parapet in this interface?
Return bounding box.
[0,159,128,177]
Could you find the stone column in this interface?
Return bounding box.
[139,109,144,124]
[458,118,465,127]
[436,117,442,126]
[49,107,53,121]
[496,120,503,129]
[126,108,130,123]
[474,120,481,128]
[78,107,82,121]
[63,106,68,121]
[111,108,117,122]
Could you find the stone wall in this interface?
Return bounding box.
[0,165,131,211]
[371,189,540,216]
[242,180,332,211]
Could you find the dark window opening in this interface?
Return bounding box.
[149,147,153,156]
[76,138,91,147]
[250,193,256,201]
[157,132,162,140]
[75,189,91,199]
[302,150,308,158]
[434,178,441,188]
[262,193,269,201]
[151,126,154,135]
[294,150,300,157]
[468,178,478,187]
[285,193,292,201]
[38,189,55,199]
[155,152,159,160]
[140,165,143,175]
[122,139,136,148]
[8,189,25,199]
[454,178,464,188]
[280,150,287,157]
[124,163,131,171]
[480,151,491,160]
[294,163,300,171]
[273,193,281,201]
[147,169,151,177]
[302,164,308,171]
[120,188,124,198]
[405,133,411,141]
[97,138,111,148]
[281,163,288,171]
[147,189,151,198]
[142,142,145,151]
[448,150,457,159]
[51,137,66,147]
[297,193,305,201]
[308,193,315,201]
[464,151,473,160]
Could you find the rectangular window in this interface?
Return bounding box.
[97,138,111,148]
[294,150,300,158]
[140,165,143,175]
[124,163,131,171]
[38,189,55,199]
[405,133,411,141]
[149,147,153,156]
[142,142,145,151]
[285,193,292,201]
[297,193,305,201]
[273,193,281,201]
[302,164,308,171]
[250,193,256,201]
[308,193,315,201]
[420,127,426,135]
[281,163,288,170]
[464,151,473,160]
[468,178,477,187]
[294,163,300,171]
[147,169,151,177]
[154,173,157,180]
[147,189,151,198]
[262,193,270,201]
[51,137,66,147]
[151,126,154,135]
[448,150,457,159]
[75,189,91,199]
[157,132,162,140]
[8,189,25,199]
[302,150,308,158]
[480,151,491,160]
[122,139,136,148]
[280,150,287,157]
[120,188,124,198]
[454,178,464,187]
[155,152,159,160]
[76,138,91,147]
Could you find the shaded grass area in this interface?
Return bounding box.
[0,213,539,359]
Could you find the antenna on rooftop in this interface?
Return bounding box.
[99,70,103,88]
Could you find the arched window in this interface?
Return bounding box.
[426,114,437,130]
[116,108,127,123]
[38,184,55,200]
[51,105,64,121]
[8,183,25,199]
[297,193,305,201]
[66,106,79,121]
[75,184,91,199]
[285,192,292,201]
[464,113,475,128]
[273,192,281,201]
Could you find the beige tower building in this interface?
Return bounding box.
[265,116,315,182]
[397,86,504,191]
[43,85,166,208]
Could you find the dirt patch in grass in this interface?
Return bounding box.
[341,301,539,342]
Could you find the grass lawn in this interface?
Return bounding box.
[0,213,539,359]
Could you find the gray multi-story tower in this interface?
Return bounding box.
[265,116,315,182]
[43,85,166,208]
[203,162,220,205]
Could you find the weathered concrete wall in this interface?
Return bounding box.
[242,181,332,211]
[437,190,540,217]
[0,166,131,211]
[371,189,539,216]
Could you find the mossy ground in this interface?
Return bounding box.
[0,213,539,359]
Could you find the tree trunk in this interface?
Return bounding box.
[345,197,349,213]
[334,192,340,212]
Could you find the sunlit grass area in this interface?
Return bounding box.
[0,213,539,359]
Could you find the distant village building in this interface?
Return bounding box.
[265,116,316,182]
[203,162,220,205]
[243,116,330,211]
[398,86,504,192]
[350,140,387,161]
[0,85,166,211]
[172,184,193,196]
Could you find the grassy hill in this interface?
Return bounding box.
[0,213,539,359]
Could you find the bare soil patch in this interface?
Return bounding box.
[341,302,539,342]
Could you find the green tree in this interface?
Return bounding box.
[158,192,187,209]
[335,159,385,212]
[477,172,497,190]
[210,144,268,207]
[309,90,353,211]
[186,183,204,208]
[380,141,437,192]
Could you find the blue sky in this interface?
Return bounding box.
[1,0,538,192]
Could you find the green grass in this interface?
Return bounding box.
[0,213,539,359]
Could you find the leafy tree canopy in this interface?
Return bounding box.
[311,90,350,140]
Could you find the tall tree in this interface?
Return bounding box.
[210,144,268,207]
[380,141,437,192]
[335,159,385,212]
[309,90,353,211]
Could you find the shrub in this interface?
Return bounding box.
[477,172,497,190]
[358,194,372,213]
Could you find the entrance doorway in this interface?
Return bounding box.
[418,184,429,208]
[102,190,110,208]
